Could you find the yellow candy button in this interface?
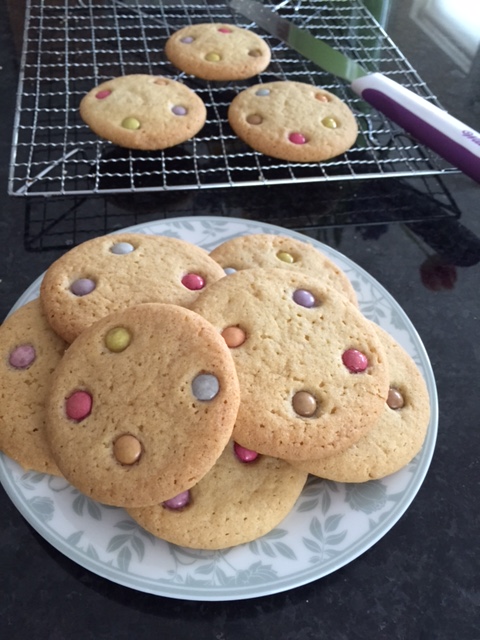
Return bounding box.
[322,116,338,129]
[121,116,141,130]
[105,327,131,353]
[277,251,294,264]
[205,52,221,62]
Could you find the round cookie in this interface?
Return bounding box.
[45,303,240,507]
[289,324,431,482]
[191,268,389,461]
[209,233,357,305]
[40,232,226,343]
[228,81,358,162]
[128,440,308,549]
[164,23,271,81]
[0,299,67,476]
[79,74,206,150]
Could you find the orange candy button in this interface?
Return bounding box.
[114,434,142,465]
[221,326,246,348]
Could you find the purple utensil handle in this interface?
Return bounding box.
[351,73,480,184]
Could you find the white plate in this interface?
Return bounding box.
[0,216,438,601]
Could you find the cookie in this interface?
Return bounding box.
[128,439,308,549]
[45,303,240,507]
[191,268,389,461]
[0,299,67,476]
[228,81,358,162]
[209,233,357,305]
[164,23,271,81]
[40,232,226,343]
[290,324,431,482]
[79,74,206,150]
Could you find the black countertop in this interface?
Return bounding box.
[1,1,479,638]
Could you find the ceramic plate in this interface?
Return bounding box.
[0,217,438,601]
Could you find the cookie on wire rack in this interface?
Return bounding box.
[165,23,271,81]
[79,74,207,150]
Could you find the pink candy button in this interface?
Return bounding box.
[342,349,369,373]
[65,390,92,421]
[163,490,190,510]
[181,273,205,290]
[95,90,112,100]
[288,132,307,145]
[234,442,259,463]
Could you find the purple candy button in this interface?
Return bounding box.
[9,344,36,369]
[163,490,190,510]
[172,105,188,116]
[70,278,96,296]
[293,289,316,308]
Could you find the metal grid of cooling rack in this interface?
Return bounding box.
[8,0,457,197]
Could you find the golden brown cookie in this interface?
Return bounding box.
[191,268,389,461]
[79,74,207,150]
[164,23,271,81]
[39,232,226,343]
[45,303,240,507]
[128,439,307,549]
[290,324,431,481]
[209,233,357,305]
[228,81,358,162]
[0,299,67,476]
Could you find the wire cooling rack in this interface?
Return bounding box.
[8,0,457,197]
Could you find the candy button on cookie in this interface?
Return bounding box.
[292,391,317,417]
[181,273,205,290]
[163,490,190,510]
[221,326,246,348]
[65,390,92,422]
[113,434,142,465]
[110,241,134,255]
[289,132,307,145]
[165,23,271,81]
[293,288,317,308]
[105,326,131,353]
[191,373,220,401]
[387,386,405,409]
[70,278,96,296]
[233,442,258,462]
[9,344,36,369]
[121,116,140,130]
[342,348,369,373]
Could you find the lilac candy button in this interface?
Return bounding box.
[163,490,190,510]
[9,344,36,369]
[293,289,316,308]
[70,278,96,296]
[172,105,188,116]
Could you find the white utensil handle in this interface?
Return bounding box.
[351,72,480,183]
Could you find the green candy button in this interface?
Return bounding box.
[121,116,141,130]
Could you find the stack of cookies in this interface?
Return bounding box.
[80,23,358,162]
[0,232,430,550]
